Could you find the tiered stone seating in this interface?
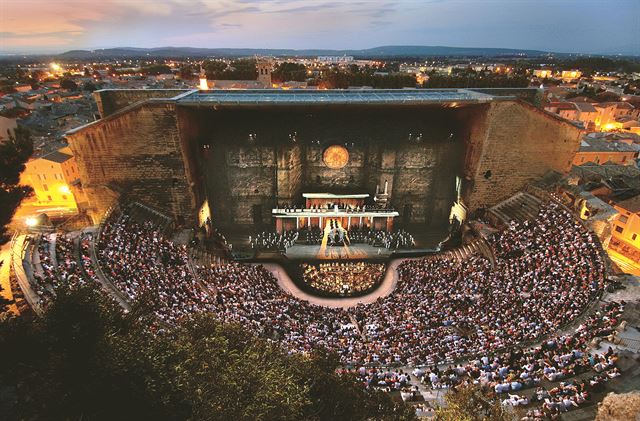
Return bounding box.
[489,191,542,225]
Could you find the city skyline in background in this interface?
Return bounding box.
[1,0,639,56]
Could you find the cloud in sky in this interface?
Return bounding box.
[0,0,638,54]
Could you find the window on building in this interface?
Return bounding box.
[615,225,624,234]
[619,215,628,224]
[43,184,48,191]
[632,233,638,241]
[62,195,67,200]
[47,195,52,201]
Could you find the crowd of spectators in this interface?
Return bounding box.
[31,233,95,306]
[194,262,361,359]
[98,213,209,323]
[31,234,56,302]
[94,201,609,368]
[89,199,628,417]
[349,202,605,366]
[301,261,385,296]
[96,201,610,365]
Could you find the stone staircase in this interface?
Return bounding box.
[441,237,495,266]
[489,192,542,226]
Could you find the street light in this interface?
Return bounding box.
[25,217,38,227]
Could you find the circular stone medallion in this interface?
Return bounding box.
[323,145,349,169]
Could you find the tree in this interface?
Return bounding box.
[0,286,417,421]
[140,64,172,75]
[83,81,98,92]
[434,384,515,421]
[59,78,78,91]
[272,62,307,83]
[0,126,33,245]
[203,60,228,79]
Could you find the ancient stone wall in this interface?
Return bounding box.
[66,102,194,223]
[276,144,303,204]
[304,144,368,190]
[69,93,581,230]
[93,89,189,118]
[462,100,582,210]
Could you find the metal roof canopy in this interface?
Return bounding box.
[176,88,495,106]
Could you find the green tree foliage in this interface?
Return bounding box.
[203,60,228,79]
[272,62,308,83]
[202,59,259,80]
[0,126,33,245]
[563,57,640,75]
[178,64,197,80]
[83,81,98,92]
[59,78,78,91]
[320,70,417,89]
[423,73,529,89]
[0,286,416,421]
[434,384,515,421]
[140,64,173,75]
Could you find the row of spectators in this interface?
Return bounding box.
[352,301,623,418]
[301,262,385,296]
[31,233,96,307]
[98,214,209,323]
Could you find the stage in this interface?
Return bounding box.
[267,242,395,260]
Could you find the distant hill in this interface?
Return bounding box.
[55,45,553,59]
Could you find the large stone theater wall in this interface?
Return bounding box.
[189,106,465,227]
[462,101,581,209]
[67,90,582,230]
[66,101,194,223]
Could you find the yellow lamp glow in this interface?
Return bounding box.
[59,185,71,194]
[25,217,38,227]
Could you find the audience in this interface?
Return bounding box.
[95,201,608,372]
[31,233,97,307]
[23,197,621,419]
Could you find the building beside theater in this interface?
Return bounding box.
[65,88,582,239]
[19,146,86,212]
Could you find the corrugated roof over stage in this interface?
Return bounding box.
[176,88,497,106]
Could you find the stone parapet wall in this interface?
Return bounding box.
[94,89,189,118]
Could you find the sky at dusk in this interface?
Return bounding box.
[1,0,638,55]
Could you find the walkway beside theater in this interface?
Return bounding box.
[262,258,409,309]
